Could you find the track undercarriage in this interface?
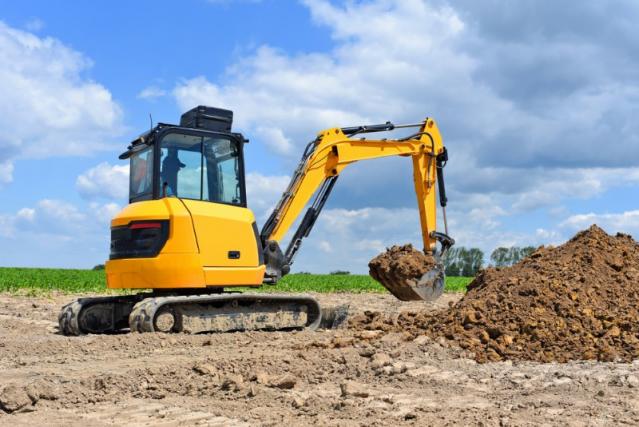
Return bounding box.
[58,292,322,336]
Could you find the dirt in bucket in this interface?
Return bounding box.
[368,244,439,301]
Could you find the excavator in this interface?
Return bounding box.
[58,106,454,335]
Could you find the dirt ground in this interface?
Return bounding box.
[2,292,639,426]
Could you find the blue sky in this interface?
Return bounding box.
[1,0,638,272]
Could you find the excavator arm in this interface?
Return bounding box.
[260,118,454,285]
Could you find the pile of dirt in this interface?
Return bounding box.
[359,225,639,363]
[368,244,439,301]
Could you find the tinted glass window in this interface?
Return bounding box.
[203,137,242,204]
[158,132,242,205]
[129,146,153,200]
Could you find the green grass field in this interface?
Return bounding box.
[0,267,473,295]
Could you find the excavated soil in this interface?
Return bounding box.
[368,244,439,300]
[355,225,639,364]
[369,244,437,283]
[2,290,639,425]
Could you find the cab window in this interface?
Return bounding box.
[158,132,243,205]
[203,137,242,204]
[129,146,154,201]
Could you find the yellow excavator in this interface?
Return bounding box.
[59,106,454,335]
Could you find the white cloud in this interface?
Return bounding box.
[37,199,86,223]
[90,202,122,223]
[76,162,129,200]
[0,214,14,238]
[245,172,290,220]
[560,211,639,236]
[137,85,167,100]
[16,208,35,222]
[0,160,14,184]
[355,239,386,253]
[253,127,294,155]
[24,18,44,32]
[317,240,332,253]
[172,0,639,229]
[0,21,123,183]
[0,199,118,267]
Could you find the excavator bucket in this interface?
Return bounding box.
[368,244,446,302]
[370,263,445,302]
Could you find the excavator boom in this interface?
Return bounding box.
[260,119,454,293]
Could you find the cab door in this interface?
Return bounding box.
[157,130,259,269]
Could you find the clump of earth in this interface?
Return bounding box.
[357,225,639,363]
[368,244,439,301]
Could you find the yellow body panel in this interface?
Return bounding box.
[181,199,260,267]
[106,254,205,288]
[106,197,265,289]
[203,266,266,287]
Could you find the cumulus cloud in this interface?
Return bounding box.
[253,127,294,155]
[0,21,123,183]
[76,162,129,200]
[0,199,119,266]
[24,18,44,32]
[173,0,639,199]
[137,85,167,100]
[245,172,290,221]
[0,160,14,185]
[561,211,639,235]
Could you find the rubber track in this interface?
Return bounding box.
[58,300,85,336]
[58,295,144,336]
[129,293,322,333]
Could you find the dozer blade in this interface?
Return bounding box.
[371,263,445,302]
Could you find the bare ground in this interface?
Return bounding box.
[1,292,639,426]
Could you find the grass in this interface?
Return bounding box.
[0,267,107,294]
[0,267,473,295]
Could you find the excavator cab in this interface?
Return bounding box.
[108,107,266,291]
[125,107,245,205]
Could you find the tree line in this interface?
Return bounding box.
[443,246,536,276]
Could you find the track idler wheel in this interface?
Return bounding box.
[153,307,182,333]
[58,301,84,336]
[58,295,141,335]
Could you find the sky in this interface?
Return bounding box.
[0,0,638,272]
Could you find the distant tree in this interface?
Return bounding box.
[461,248,484,277]
[443,247,483,277]
[330,270,350,275]
[490,246,537,267]
[519,246,536,259]
[490,247,510,267]
[296,271,312,275]
[92,264,105,271]
[443,247,461,276]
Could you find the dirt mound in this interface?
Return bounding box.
[360,225,639,363]
[368,244,439,301]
